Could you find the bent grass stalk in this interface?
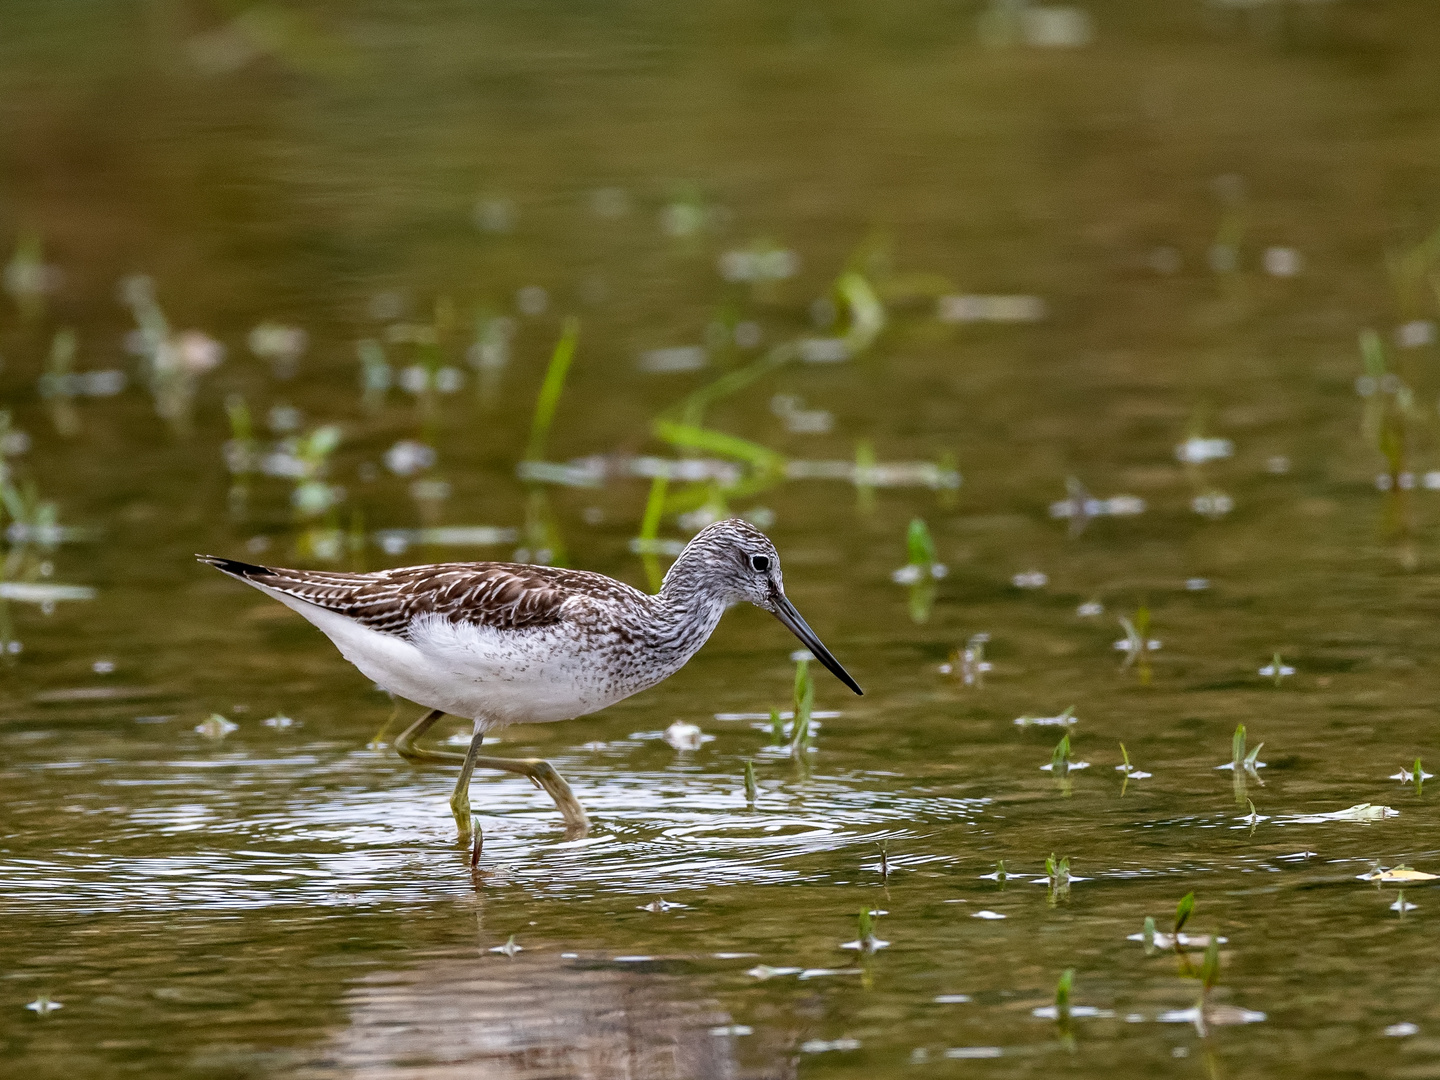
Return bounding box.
[903,517,939,623]
[1054,968,1076,1049]
[1051,734,1071,772]
[1046,853,1070,904]
[524,317,579,463]
[519,320,579,567]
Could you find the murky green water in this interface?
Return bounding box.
[6,2,1440,1076]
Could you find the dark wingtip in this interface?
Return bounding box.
[197,554,272,579]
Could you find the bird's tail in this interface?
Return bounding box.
[196,554,274,581]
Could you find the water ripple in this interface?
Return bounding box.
[0,748,988,913]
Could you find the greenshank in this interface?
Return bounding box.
[200,519,860,853]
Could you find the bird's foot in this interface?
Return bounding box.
[526,760,592,838]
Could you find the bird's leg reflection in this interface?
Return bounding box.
[393,708,591,844]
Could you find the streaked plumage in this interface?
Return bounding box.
[199,518,860,730]
[200,518,860,846]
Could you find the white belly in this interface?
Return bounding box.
[259,586,666,728]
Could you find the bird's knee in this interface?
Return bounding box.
[394,739,430,765]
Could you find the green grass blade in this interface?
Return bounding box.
[1174,892,1195,934]
[524,316,579,462]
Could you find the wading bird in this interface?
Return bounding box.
[200,519,860,856]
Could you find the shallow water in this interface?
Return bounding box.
[6,3,1440,1077]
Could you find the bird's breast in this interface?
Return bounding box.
[404,616,692,724]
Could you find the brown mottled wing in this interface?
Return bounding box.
[198,556,577,636]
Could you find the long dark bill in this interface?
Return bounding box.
[771,594,863,695]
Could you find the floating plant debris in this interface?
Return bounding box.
[1390,759,1432,785]
[39,367,127,400]
[940,633,992,685]
[1259,653,1295,684]
[1263,246,1302,277]
[1049,477,1145,534]
[248,321,306,378]
[1116,743,1152,780]
[489,935,522,957]
[1356,865,1437,883]
[1284,803,1398,824]
[840,908,890,952]
[373,527,518,555]
[639,345,708,373]
[1041,853,1081,898]
[891,518,947,583]
[0,582,95,604]
[1016,705,1075,728]
[514,454,961,494]
[712,710,841,722]
[1040,734,1088,773]
[784,458,960,490]
[770,393,833,435]
[937,294,1046,323]
[639,898,688,912]
[718,244,798,284]
[662,720,706,750]
[1129,929,1227,949]
[1191,491,1235,518]
[799,1037,861,1053]
[1115,612,1161,668]
[1217,724,1266,773]
[746,965,802,981]
[1175,437,1233,465]
[383,440,436,476]
[797,337,850,363]
[195,713,238,739]
[1032,968,1111,1019]
[1157,1005,1266,1027]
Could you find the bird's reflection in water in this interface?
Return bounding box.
[309,951,783,1080]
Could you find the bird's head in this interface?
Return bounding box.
[665,518,862,695]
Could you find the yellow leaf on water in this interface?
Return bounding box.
[1358,866,1438,883]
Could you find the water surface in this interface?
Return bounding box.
[5,3,1440,1076]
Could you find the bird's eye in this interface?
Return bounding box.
[750,554,771,573]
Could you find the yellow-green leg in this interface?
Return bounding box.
[392,709,591,845]
[467,750,591,839]
[394,708,460,765]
